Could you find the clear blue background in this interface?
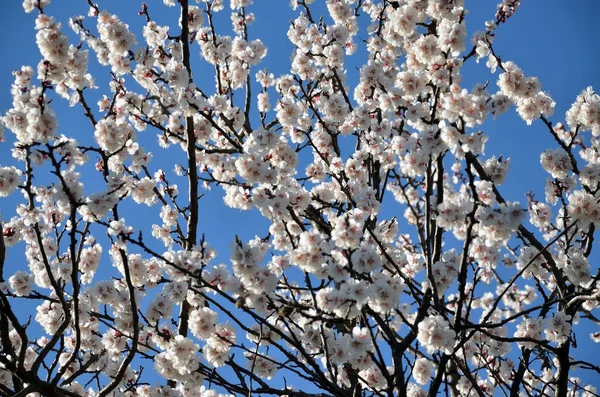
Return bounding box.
[0,0,599,392]
[2,0,600,253]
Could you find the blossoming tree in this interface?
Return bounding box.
[0,0,599,396]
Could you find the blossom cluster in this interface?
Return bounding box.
[0,0,598,395]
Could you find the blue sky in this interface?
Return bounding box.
[2,1,600,247]
[1,0,600,393]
